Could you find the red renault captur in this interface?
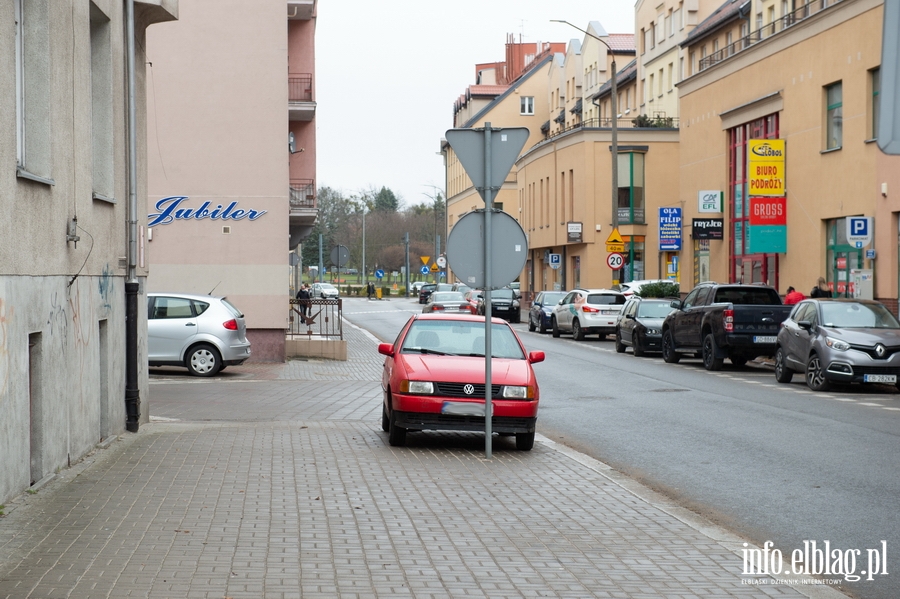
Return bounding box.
[378,314,545,450]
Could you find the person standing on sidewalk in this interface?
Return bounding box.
[784,286,804,305]
[297,284,311,320]
[367,281,376,300]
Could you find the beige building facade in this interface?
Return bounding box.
[678,0,897,308]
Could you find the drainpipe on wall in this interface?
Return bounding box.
[124,0,140,432]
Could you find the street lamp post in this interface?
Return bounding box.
[552,20,619,282]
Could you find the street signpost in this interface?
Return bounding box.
[445,123,529,458]
[548,253,561,270]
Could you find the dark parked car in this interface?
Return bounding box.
[615,297,675,356]
[774,298,900,391]
[476,287,521,323]
[528,291,567,334]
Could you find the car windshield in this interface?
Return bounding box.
[490,289,516,299]
[637,301,674,318]
[401,320,525,359]
[587,293,625,305]
[431,292,465,303]
[820,302,900,328]
[540,292,567,305]
[320,284,336,290]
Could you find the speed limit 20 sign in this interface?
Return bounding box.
[606,252,624,269]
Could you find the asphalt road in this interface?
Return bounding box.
[344,296,900,599]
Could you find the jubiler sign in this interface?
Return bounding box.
[748,139,786,196]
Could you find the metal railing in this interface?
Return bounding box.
[289,178,315,209]
[698,0,843,71]
[544,115,679,141]
[288,298,342,338]
[288,75,313,101]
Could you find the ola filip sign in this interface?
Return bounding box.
[747,140,786,253]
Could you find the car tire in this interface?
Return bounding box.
[388,411,407,447]
[539,318,548,334]
[515,431,535,451]
[632,332,645,357]
[185,343,222,377]
[662,330,680,363]
[528,316,536,332]
[551,317,561,338]
[381,404,390,432]
[702,333,724,371]
[805,353,830,391]
[615,331,626,353]
[774,347,793,383]
[572,319,585,341]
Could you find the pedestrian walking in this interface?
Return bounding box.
[366,281,376,300]
[784,286,804,305]
[297,283,311,320]
[810,277,830,298]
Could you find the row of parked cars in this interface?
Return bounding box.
[532,279,900,394]
[420,284,522,323]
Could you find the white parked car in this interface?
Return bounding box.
[550,288,627,340]
[311,282,340,298]
[147,293,251,377]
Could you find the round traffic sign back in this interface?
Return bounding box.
[606,252,624,269]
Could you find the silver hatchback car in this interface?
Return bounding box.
[147,293,251,376]
[774,298,900,391]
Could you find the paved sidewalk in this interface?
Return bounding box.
[0,319,850,599]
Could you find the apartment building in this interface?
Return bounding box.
[0,0,177,504]
[678,0,898,306]
[145,0,317,361]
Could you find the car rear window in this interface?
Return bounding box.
[587,293,625,305]
[713,288,781,305]
[402,320,525,359]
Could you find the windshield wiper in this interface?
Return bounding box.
[405,347,450,355]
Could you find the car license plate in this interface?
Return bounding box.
[864,374,897,383]
[441,401,491,416]
[753,336,777,343]
[601,310,617,315]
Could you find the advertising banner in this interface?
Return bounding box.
[748,139,786,196]
[692,218,724,240]
[659,207,682,251]
[747,197,787,253]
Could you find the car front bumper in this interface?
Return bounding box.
[393,410,536,433]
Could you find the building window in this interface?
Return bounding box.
[674,8,682,31]
[521,96,534,115]
[650,22,656,48]
[728,115,780,285]
[15,0,52,181]
[623,238,646,282]
[90,3,114,200]
[617,152,645,225]
[825,82,842,150]
[871,68,880,140]
[826,219,863,296]
[648,74,655,102]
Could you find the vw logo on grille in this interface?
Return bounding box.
[875,344,887,358]
[463,384,475,395]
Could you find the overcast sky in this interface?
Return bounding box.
[314,1,635,208]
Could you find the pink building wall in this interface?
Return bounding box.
[145,0,293,361]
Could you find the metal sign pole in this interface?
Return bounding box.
[484,124,493,459]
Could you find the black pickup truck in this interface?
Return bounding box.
[661,282,794,370]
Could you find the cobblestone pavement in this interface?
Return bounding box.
[0,320,850,598]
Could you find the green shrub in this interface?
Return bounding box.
[637,282,681,298]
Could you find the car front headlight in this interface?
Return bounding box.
[825,337,850,351]
[645,328,660,335]
[400,380,434,394]
[501,385,533,399]
[512,300,520,308]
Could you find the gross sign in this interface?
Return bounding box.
[606,252,624,269]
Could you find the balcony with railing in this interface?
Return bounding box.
[289,74,315,121]
[543,115,679,142]
[698,0,843,72]
[290,178,316,211]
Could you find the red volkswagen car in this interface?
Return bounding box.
[378,314,545,450]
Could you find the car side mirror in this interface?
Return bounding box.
[377,343,395,357]
[557,299,565,305]
[626,314,636,320]
[670,299,683,309]
[797,320,812,330]
[528,350,545,364]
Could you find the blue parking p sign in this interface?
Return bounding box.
[846,217,873,247]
